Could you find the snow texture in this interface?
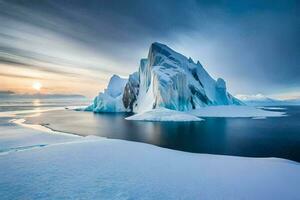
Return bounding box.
[126,108,203,122]
[134,42,243,113]
[0,121,299,200]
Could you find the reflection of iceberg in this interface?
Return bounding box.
[86,42,243,114]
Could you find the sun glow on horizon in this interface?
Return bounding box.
[32,82,42,91]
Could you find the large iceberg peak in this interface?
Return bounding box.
[87,42,243,113]
[148,42,186,68]
[149,42,172,56]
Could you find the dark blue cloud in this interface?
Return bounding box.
[0,0,299,95]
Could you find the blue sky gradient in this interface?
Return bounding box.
[0,0,299,97]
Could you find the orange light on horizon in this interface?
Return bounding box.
[32,82,42,91]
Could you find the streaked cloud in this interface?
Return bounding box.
[0,0,299,97]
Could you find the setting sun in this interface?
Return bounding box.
[32,82,42,91]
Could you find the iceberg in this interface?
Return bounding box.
[133,42,243,113]
[85,75,127,112]
[87,42,243,114]
[235,93,300,106]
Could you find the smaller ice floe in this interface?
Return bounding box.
[257,107,287,111]
[126,108,203,122]
[189,105,286,118]
[252,116,267,120]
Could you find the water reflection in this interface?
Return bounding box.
[32,99,41,107]
[26,106,300,162]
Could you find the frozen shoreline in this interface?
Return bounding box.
[0,109,299,199]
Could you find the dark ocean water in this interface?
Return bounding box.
[24,105,300,162]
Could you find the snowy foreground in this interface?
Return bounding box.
[126,106,285,121]
[0,119,299,200]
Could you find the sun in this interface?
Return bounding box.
[32,82,42,91]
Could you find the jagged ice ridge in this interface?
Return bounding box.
[86,42,243,113]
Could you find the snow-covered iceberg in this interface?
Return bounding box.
[87,42,243,113]
[235,94,280,106]
[85,75,127,112]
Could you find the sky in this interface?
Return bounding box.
[0,0,299,98]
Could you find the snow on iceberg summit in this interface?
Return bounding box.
[86,42,243,113]
[132,42,243,113]
[85,75,127,112]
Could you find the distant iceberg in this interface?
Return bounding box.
[85,75,127,112]
[235,93,300,106]
[86,42,243,114]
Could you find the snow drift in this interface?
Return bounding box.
[1,121,300,200]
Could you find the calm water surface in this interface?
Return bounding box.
[25,106,300,162]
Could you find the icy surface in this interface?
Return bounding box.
[122,72,139,110]
[85,75,127,112]
[126,108,203,122]
[105,75,128,98]
[189,105,286,118]
[87,42,243,114]
[133,42,243,113]
[0,121,299,200]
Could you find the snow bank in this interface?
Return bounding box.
[126,108,203,122]
[0,122,299,200]
[189,105,286,118]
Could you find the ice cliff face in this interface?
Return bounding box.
[85,75,127,112]
[87,42,243,113]
[123,72,139,111]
